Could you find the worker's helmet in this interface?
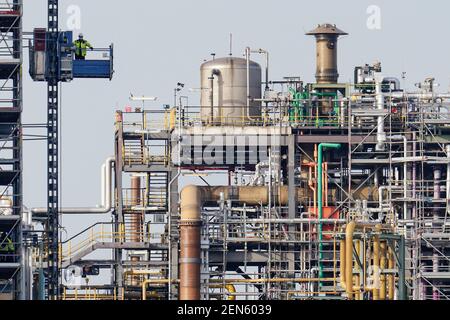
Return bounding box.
[78,33,84,39]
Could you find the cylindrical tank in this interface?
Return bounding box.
[200,57,262,125]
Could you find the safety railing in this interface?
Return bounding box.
[0,1,22,12]
[60,222,163,263]
[62,287,121,301]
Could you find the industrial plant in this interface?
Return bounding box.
[1,0,450,301]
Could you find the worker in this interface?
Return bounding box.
[0,232,14,262]
[73,33,93,60]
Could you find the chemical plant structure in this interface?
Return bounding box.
[0,0,449,301]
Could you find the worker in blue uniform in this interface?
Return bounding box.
[73,33,93,60]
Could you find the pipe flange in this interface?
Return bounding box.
[180,220,202,226]
[229,186,238,200]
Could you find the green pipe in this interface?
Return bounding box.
[317,143,341,286]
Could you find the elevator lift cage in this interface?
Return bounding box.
[29,29,114,82]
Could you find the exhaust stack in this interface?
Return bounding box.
[306,23,347,84]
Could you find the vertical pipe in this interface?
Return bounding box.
[447,145,450,216]
[130,176,142,242]
[180,186,202,300]
[354,239,361,300]
[339,239,346,291]
[130,176,142,287]
[375,76,386,151]
[318,143,341,282]
[372,227,381,300]
[380,241,387,300]
[388,245,395,300]
[433,167,441,301]
[398,236,407,300]
[345,221,356,299]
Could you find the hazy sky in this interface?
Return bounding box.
[22,0,450,238]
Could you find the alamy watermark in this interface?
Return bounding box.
[66,5,82,31]
[367,5,382,30]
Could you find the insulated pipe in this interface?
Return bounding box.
[245,47,251,121]
[432,167,441,300]
[343,222,382,300]
[180,186,203,300]
[317,143,341,281]
[180,185,308,300]
[388,135,408,218]
[388,245,395,300]
[447,145,450,217]
[375,75,386,151]
[31,157,115,216]
[345,221,356,299]
[380,241,387,300]
[339,239,347,291]
[372,225,381,300]
[225,284,236,300]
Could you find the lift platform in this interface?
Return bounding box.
[29,29,114,82]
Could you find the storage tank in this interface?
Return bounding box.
[200,57,262,125]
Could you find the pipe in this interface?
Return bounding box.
[130,176,142,242]
[433,167,441,301]
[179,184,312,300]
[308,165,317,216]
[375,75,386,151]
[31,157,115,215]
[245,47,251,121]
[345,221,356,299]
[388,245,395,300]
[343,222,383,300]
[130,176,142,286]
[372,224,381,300]
[380,241,387,300]
[388,135,408,218]
[180,185,203,300]
[317,143,341,281]
[142,279,178,300]
[339,239,347,291]
[225,284,236,301]
[208,69,220,125]
[354,240,361,300]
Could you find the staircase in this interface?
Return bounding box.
[123,136,144,165]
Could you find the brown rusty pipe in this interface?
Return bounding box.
[180,184,381,301]
[180,185,308,300]
[180,186,203,300]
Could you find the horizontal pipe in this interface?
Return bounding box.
[31,157,115,216]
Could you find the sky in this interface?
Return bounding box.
[21,0,450,240]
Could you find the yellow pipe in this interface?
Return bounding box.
[354,239,361,300]
[308,166,316,216]
[345,221,356,299]
[372,224,381,300]
[339,239,346,291]
[388,245,395,300]
[380,241,387,300]
[142,279,179,300]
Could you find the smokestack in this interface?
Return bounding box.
[306,23,347,84]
